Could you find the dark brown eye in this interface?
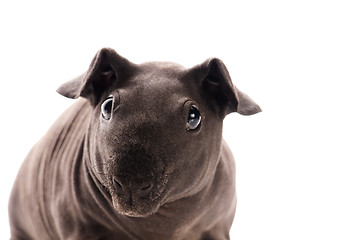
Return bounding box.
[101,96,113,120]
[186,106,201,131]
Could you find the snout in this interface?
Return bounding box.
[110,174,167,217]
[105,144,169,216]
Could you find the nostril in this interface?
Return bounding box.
[138,182,154,196]
[140,183,153,191]
[113,177,124,192]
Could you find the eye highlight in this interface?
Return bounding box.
[101,96,113,120]
[186,106,201,131]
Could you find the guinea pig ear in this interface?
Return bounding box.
[199,58,261,116]
[57,48,133,106]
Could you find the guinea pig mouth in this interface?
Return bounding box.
[110,176,168,217]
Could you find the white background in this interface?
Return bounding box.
[1,0,360,239]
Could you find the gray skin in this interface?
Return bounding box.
[9,48,261,240]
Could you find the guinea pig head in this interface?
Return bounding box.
[57,48,261,217]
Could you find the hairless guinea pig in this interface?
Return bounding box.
[9,48,261,240]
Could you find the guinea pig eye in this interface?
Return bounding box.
[186,106,201,131]
[101,96,113,120]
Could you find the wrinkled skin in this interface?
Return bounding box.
[9,48,261,240]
